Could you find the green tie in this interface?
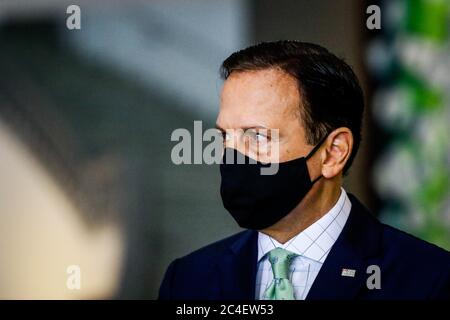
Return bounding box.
[263,247,298,300]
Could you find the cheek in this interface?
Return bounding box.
[277,128,309,162]
[278,143,297,162]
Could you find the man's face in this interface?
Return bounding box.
[217,68,312,163]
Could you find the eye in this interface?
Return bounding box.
[256,132,268,142]
[254,132,268,143]
[245,130,269,144]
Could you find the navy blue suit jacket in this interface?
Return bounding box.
[159,194,450,299]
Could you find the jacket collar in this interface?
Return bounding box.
[215,229,259,299]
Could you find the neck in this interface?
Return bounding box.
[260,180,342,244]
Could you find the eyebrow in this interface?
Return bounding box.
[215,124,269,132]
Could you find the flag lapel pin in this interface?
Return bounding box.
[341,268,356,277]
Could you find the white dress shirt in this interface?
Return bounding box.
[256,187,352,300]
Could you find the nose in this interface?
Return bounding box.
[222,129,239,150]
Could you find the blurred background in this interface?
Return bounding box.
[0,0,448,299]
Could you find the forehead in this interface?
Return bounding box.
[219,68,300,128]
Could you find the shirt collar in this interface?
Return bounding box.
[257,187,351,263]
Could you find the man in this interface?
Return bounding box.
[159,41,450,300]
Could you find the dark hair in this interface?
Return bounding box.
[220,40,364,174]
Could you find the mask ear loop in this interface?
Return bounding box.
[311,174,323,185]
[305,135,328,184]
[305,135,328,161]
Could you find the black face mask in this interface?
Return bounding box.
[220,137,326,230]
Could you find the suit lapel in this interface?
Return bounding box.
[306,194,382,300]
[215,230,259,299]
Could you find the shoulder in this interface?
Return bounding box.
[347,193,450,298]
[348,193,450,268]
[158,230,252,299]
[380,222,450,269]
[377,222,450,298]
[170,230,251,270]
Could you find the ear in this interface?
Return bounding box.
[321,128,353,179]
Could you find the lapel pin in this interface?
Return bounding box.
[341,268,356,277]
